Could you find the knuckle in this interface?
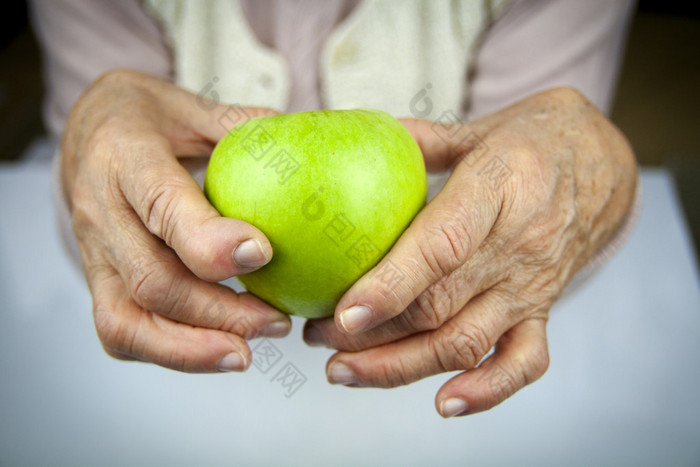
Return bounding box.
[400,281,454,331]
[487,364,519,401]
[371,358,411,388]
[202,294,263,338]
[69,172,110,232]
[420,216,473,278]
[521,226,558,259]
[527,346,550,383]
[131,266,163,311]
[436,216,473,265]
[422,279,458,324]
[70,195,96,240]
[89,115,127,150]
[220,312,258,340]
[93,304,115,346]
[200,293,228,328]
[216,295,262,338]
[93,69,137,88]
[402,299,440,331]
[505,151,550,210]
[141,178,183,246]
[93,303,136,356]
[433,321,491,371]
[544,86,590,108]
[130,261,183,314]
[80,115,135,172]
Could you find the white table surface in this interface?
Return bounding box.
[1,159,699,466]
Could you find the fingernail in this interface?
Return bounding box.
[233,239,270,268]
[327,362,356,385]
[217,352,247,372]
[259,321,290,338]
[303,325,326,347]
[339,305,372,334]
[440,398,468,418]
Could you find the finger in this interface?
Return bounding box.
[399,117,494,173]
[90,265,254,373]
[166,103,279,155]
[435,318,549,418]
[115,133,274,282]
[325,290,512,388]
[103,205,291,339]
[304,246,498,351]
[123,70,278,151]
[333,161,502,335]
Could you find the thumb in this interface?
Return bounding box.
[150,74,279,152]
[196,103,280,144]
[117,132,274,283]
[399,117,494,173]
[120,78,281,281]
[333,162,502,335]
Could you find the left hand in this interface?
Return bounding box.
[302,87,638,417]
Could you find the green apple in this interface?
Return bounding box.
[204,109,427,318]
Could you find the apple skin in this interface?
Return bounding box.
[204,109,427,319]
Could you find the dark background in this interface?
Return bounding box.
[1,0,698,258]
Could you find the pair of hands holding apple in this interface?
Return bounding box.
[62,70,637,418]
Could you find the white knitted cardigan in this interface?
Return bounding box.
[143,0,511,117]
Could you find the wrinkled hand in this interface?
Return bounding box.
[63,69,291,372]
[303,87,638,417]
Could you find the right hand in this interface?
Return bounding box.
[62,69,291,372]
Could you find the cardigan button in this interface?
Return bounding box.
[258,73,275,89]
[331,41,358,65]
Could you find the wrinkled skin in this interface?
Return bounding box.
[62,69,291,373]
[302,87,638,417]
[64,70,637,417]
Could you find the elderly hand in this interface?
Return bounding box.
[62,70,291,372]
[303,87,638,417]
